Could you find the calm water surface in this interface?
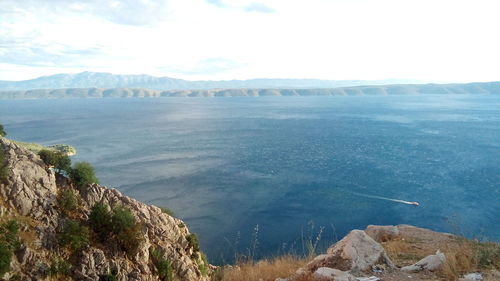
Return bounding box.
[1,95,499,262]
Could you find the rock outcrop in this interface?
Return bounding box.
[364,225,400,242]
[401,250,446,273]
[0,137,209,281]
[313,267,356,281]
[304,230,394,274]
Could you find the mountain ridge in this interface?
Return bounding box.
[1,81,499,99]
[0,71,425,91]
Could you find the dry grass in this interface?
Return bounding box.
[218,255,308,281]
[383,230,499,281]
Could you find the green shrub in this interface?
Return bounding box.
[0,147,8,184]
[57,189,79,216]
[0,220,21,278]
[116,223,144,256]
[56,154,72,172]
[151,248,174,281]
[473,241,500,269]
[111,206,136,234]
[99,273,118,281]
[0,124,6,137]
[159,207,175,217]
[186,233,200,252]
[58,220,89,251]
[110,206,144,256]
[49,258,71,276]
[69,162,99,187]
[197,252,209,277]
[38,149,71,172]
[0,243,10,277]
[89,202,112,241]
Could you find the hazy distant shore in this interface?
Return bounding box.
[1,81,499,99]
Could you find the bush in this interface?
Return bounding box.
[473,241,500,269]
[0,220,21,278]
[38,149,71,172]
[58,220,89,251]
[99,274,118,281]
[0,124,6,137]
[116,223,144,256]
[69,162,99,187]
[159,207,175,217]
[57,189,79,216]
[151,248,174,281]
[186,233,200,252]
[0,147,8,184]
[89,202,112,241]
[0,243,10,277]
[197,252,209,276]
[49,258,71,276]
[110,206,144,256]
[88,203,144,256]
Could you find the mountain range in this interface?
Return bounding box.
[0,71,424,91]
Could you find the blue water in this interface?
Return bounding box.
[1,95,499,262]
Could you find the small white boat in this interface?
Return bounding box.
[409,201,420,206]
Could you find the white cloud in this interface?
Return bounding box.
[0,0,499,82]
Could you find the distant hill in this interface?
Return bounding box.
[0,71,423,91]
[1,81,499,99]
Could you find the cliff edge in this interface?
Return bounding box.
[0,136,210,281]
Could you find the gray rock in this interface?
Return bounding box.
[364,225,400,242]
[313,267,356,281]
[459,272,483,281]
[401,250,446,272]
[356,277,380,281]
[305,230,394,273]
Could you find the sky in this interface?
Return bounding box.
[1,0,499,82]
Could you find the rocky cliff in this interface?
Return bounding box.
[0,136,210,281]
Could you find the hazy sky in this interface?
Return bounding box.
[1,0,499,81]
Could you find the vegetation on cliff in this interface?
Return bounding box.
[0,220,21,278]
[0,137,210,280]
[12,140,76,156]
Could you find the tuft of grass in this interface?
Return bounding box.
[0,220,22,278]
[219,255,307,281]
[187,233,201,253]
[0,147,8,184]
[49,258,72,277]
[159,207,175,217]
[197,252,209,277]
[151,248,174,281]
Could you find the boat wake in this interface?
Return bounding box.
[351,192,420,206]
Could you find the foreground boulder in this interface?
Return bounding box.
[401,250,446,272]
[305,230,394,273]
[313,267,356,281]
[364,225,400,242]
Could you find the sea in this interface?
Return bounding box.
[1,95,499,263]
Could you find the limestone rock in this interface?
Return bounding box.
[458,272,483,281]
[364,225,400,242]
[401,250,446,272]
[355,277,380,281]
[305,230,394,273]
[313,267,356,281]
[0,137,209,281]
